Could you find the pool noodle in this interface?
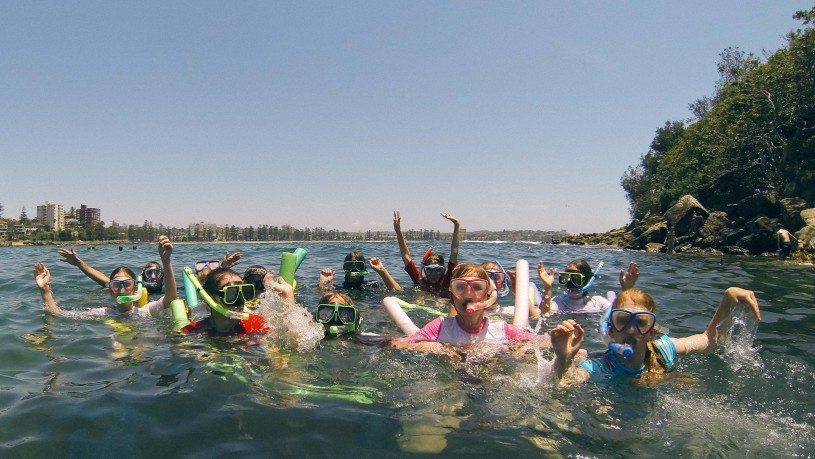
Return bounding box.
[280,248,307,288]
[513,259,530,329]
[382,297,421,335]
[183,269,198,307]
[170,299,190,332]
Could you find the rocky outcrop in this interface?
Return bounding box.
[564,194,815,260]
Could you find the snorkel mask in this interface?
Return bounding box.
[342,260,368,279]
[315,303,361,336]
[559,261,604,297]
[114,276,146,305]
[486,262,510,298]
[141,263,164,293]
[182,267,250,321]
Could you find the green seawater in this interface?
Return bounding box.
[1,242,813,456]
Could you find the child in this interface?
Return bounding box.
[537,260,639,314]
[35,235,178,318]
[318,251,403,294]
[388,264,550,355]
[550,286,761,384]
[392,211,460,298]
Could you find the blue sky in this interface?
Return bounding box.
[1,1,810,234]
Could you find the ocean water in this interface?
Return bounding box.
[1,241,813,457]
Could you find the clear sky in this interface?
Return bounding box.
[1,1,810,234]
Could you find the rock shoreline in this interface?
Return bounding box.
[563,193,815,263]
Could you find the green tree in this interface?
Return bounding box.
[19,207,28,225]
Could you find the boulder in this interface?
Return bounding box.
[780,198,809,231]
[739,217,782,254]
[696,211,730,248]
[625,221,668,250]
[645,243,664,253]
[726,190,780,221]
[664,195,709,235]
[795,224,815,252]
[802,208,815,226]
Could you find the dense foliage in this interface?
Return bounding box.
[622,7,815,218]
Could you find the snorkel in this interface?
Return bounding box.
[601,303,634,358]
[115,276,147,306]
[182,267,250,321]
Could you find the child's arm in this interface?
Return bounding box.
[317,267,335,295]
[619,261,639,291]
[672,287,761,355]
[57,248,109,287]
[34,263,62,316]
[550,319,591,385]
[393,211,412,265]
[158,235,177,308]
[537,262,556,314]
[369,257,404,291]
[441,212,461,265]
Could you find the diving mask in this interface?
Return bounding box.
[113,277,144,305]
[421,263,446,279]
[449,277,490,301]
[558,271,586,289]
[343,260,368,278]
[315,303,361,335]
[195,260,222,273]
[215,282,256,306]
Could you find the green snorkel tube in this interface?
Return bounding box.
[116,276,146,305]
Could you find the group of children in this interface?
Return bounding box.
[33,210,762,386]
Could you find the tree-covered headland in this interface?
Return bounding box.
[569,5,815,260]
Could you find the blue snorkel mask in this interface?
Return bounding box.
[486,262,510,298]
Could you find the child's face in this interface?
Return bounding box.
[450,277,490,325]
[609,302,656,349]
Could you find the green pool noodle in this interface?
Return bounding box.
[279,248,307,288]
[170,299,191,332]
[182,268,199,307]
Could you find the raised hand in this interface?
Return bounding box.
[550,319,584,362]
[537,262,555,291]
[393,210,401,228]
[440,212,459,226]
[369,257,386,273]
[723,287,761,321]
[270,277,295,303]
[222,251,242,269]
[57,248,82,267]
[319,267,335,284]
[158,235,173,261]
[619,261,639,290]
[34,263,51,290]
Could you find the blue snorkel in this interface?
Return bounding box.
[561,260,604,298]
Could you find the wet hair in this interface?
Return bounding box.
[142,261,161,271]
[109,266,136,280]
[612,288,667,378]
[202,267,242,295]
[344,251,365,262]
[318,292,354,306]
[424,252,444,265]
[481,261,501,272]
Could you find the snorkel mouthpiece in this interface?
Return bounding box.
[116,277,145,305]
[609,341,634,358]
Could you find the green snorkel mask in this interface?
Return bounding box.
[315,303,362,336]
[343,260,369,278]
[182,267,250,321]
[115,276,145,305]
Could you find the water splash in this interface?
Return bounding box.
[254,295,324,352]
[717,307,763,372]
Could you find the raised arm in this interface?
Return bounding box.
[57,248,109,287]
[441,212,461,265]
[537,262,556,314]
[393,211,412,265]
[34,263,62,316]
[317,267,336,295]
[619,261,639,291]
[672,287,761,355]
[369,257,404,291]
[158,235,177,308]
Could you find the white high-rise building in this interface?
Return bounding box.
[36,201,65,231]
